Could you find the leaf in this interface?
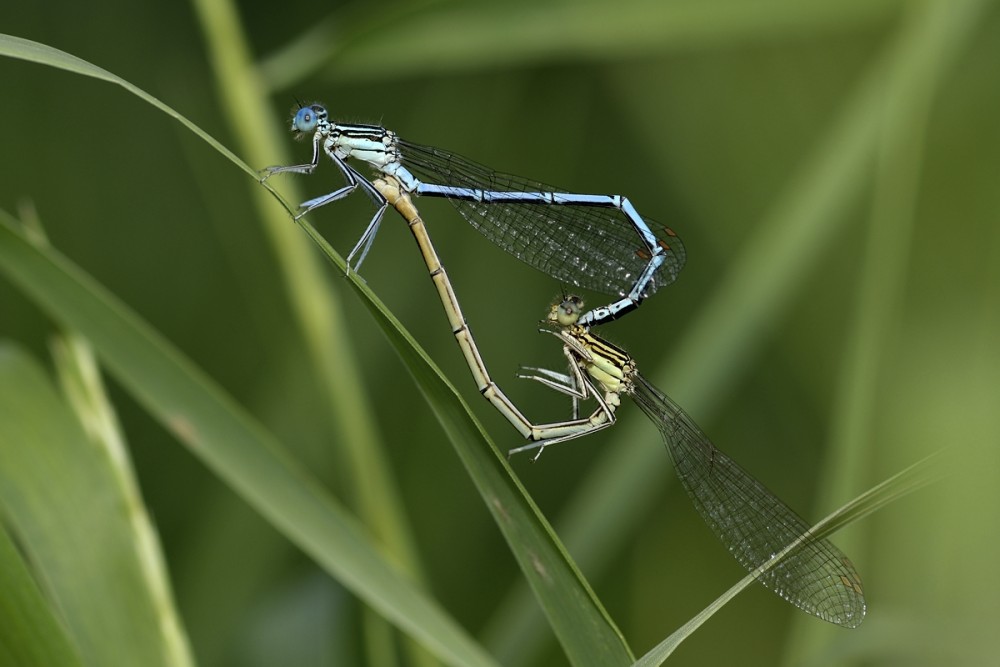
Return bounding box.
[0,33,252,177]
[298,215,636,666]
[0,519,84,667]
[0,342,188,666]
[0,212,496,667]
[635,450,947,665]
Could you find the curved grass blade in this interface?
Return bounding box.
[0,204,634,665]
[634,451,947,665]
[0,344,190,667]
[297,216,635,666]
[0,212,496,667]
[259,0,901,85]
[0,33,252,177]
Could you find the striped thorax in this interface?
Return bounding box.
[548,295,635,404]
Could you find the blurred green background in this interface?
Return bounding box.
[2,0,999,665]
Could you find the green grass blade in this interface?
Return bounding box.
[781,0,991,659]
[634,450,945,665]
[186,0,432,660]
[297,216,635,666]
[0,213,496,667]
[259,0,901,86]
[0,344,184,667]
[256,0,449,93]
[0,517,83,667]
[0,33,252,178]
[48,331,196,667]
[0,205,634,665]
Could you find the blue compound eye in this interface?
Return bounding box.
[292,106,320,133]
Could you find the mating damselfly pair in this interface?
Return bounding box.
[262,105,866,628]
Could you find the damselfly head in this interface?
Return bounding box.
[290,104,327,137]
[548,295,584,327]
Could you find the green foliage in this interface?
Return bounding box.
[2,0,999,665]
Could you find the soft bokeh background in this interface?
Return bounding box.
[2,0,999,665]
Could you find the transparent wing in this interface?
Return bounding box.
[398,140,686,297]
[630,373,866,627]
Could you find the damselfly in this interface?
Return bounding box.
[512,295,867,628]
[367,178,864,626]
[262,104,686,328]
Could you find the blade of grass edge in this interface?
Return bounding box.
[50,332,197,667]
[185,0,435,661]
[0,212,496,667]
[296,216,635,666]
[0,205,635,666]
[0,34,252,178]
[0,519,83,667]
[0,344,186,667]
[261,0,902,85]
[634,450,947,666]
[783,0,992,659]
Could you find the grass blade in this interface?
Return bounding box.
[0,495,83,667]
[635,451,945,665]
[297,214,635,666]
[0,212,497,667]
[259,0,901,85]
[0,34,251,177]
[0,343,187,667]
